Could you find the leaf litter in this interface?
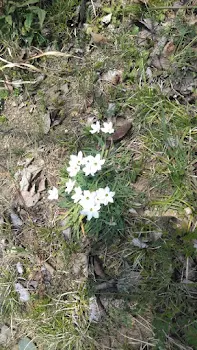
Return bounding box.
[17,159,46,207]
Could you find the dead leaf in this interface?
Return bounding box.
[137,29,152,46]
[117,269,141,292]
[108,121,132,142]
[89,296,105,322]
[163,41,176,57]
[41,112,51,134]
[90,32,108,44]
[139,18,156,32]
[0,325,12,346]
[44,262,55,276]
[17,157,34,168]
[101,69,123,85]
[106,103,116,117]
[93,256,106,278]
[16,262,24,274]
[20,189,41,208]
[15,282,30,302]
[41,265,52,284]
[60,83,69,95]
[10,210,23,228]
[151,56,170,70]
[89,297,100,322]
[132,238,148,248]
[72,253,89,279]
[95,279,117,291]
[19,163,43,191]
[38,176,47,192]
[18,160,46,207]
[129,208,138,215]
[60,217,72,240]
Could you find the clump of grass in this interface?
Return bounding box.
[0,222,94,349]
[59,127,139,243]
[46,0,80,45]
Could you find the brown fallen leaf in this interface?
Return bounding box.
[163,41,176,57]
[151,56,170,70]
[93,256,106,278]
[95,279,117,291]
[18,160,46,207]
[108,121,132,142]
[21,188,41,208]
[90,32,108,44]
[101,69,123,85]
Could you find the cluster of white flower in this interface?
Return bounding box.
[63,150,115,219]
[67,185,115,221]
[67,151,105,177]
[90,121,114,134]
[48,121,115,220]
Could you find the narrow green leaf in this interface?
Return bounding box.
[32,7,46,28]
[8,6,16,14]
[24,12,33,31]
[21,0,39,6]
[5,15,12,26]
[8,0,39,8]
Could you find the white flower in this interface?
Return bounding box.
[90,121,101,134]
[67,152,83,177]
[101,121,114,134]
[65,179,76,194]
[82,155,95,165]
[71,187,83,203]
[80,190,100,220]
[96,186,115,206]
[82,154,105,176]
[80,204,100,221]
[48,186,58,200]
[69,151,83,167]
[67,164,80,177]
[79,190,96,208]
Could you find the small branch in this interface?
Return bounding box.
[28,51,83,61]
[0,57,42,72]
[90,0,96,17]
[0,79,38,85]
